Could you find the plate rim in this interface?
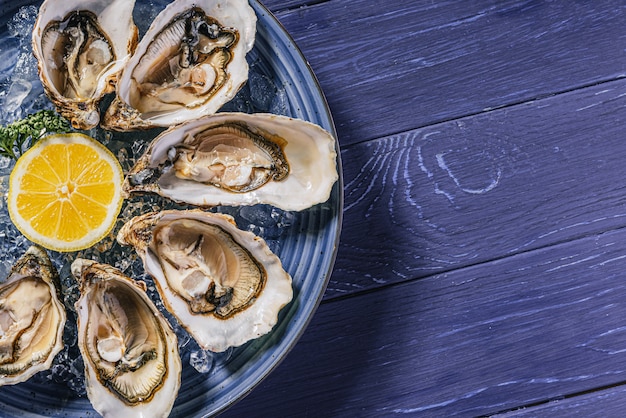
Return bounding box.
[209,1,344,415]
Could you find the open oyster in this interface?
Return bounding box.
[72,259,181,418]
[32,0,138,129]
[102,0,257,130]
[117,209,293,352]
[0,246,65,386]
[124,112,338,211]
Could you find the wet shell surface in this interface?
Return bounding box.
[32,0,138,129]
[124,112,338,211]
[0,246,66,386]
[72,258,181,418]
[102,0,257,130]
[117,209,293,353]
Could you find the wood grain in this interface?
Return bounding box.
[4,0,626,416]
[263,0,326,13]
[495,385,626,417]
[272,0,626,146]
[223,227,626,417]
[328,77,626,298]
[216,1,626,415]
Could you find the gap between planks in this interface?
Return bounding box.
[325,75,626,300]
[338,75,626,152]
[322,222,626,306]
[488,380,626,417]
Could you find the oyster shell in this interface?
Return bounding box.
[102,0,256,130]
[124,112,338,211]
[32,0,138,129]
[117,209,293,352]
[0,246,65,386]
[72,259,181,418]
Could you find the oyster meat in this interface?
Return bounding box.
[103,0,257,130]
[72,259,181,418]
[124,112,338,211]
[0,246,65,386]
[117,209,293,352]
[32,0,138,129]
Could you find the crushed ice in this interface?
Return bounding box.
[0,4,294,398]
[190,349,215,374]
[1,6,49,124]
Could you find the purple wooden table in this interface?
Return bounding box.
[222,0,626,416]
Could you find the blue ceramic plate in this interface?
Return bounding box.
[0,1,342,416]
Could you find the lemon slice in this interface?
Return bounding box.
[8,133,124,252]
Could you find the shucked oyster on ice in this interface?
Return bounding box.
[117,209,293,353]
[124,112,338,211]
[72,259,181,418]
[32,0,138,129]
[102,0,257,130]
[0,246,65,386]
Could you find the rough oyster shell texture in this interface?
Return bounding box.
[124,112,338,211]
[102,0,257,130]
[31,0,138,129]
[117,209,294,353]
[0,246,66,386]
[72,258,181,418]
[22,0,339,414]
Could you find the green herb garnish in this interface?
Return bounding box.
[0,110,72,160]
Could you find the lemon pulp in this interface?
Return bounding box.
[8,133,124,252]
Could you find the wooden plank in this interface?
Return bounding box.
[495,385,626,417]
[327,77,626,298]
[263,0,323,13]
[272,0,626,146]
[222,228,626,416]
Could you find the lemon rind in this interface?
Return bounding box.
[7,133,124,253]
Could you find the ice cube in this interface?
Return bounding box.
[239,205,277,228]
[189,348,215,374]
[248,71,276,112]
[1,79,31,120]
[270,86,290,117]
[0,37,19,79]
